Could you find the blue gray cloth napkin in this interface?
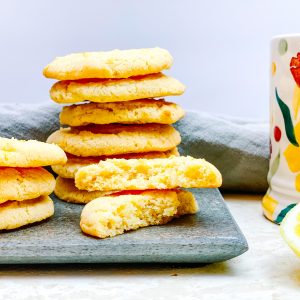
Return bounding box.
[176,111,269,193]
[0,104,269,193]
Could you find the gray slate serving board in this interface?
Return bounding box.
[0,189,248,264]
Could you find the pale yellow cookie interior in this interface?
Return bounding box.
[47,124,181,157]
[50,73,185,104]
[0,167,55,204]
[52,148,179,179]
[80,190,197,238]
[60,99,185,126]
[43,48,173,80]
[176,190,199,215]
[75,156,222,192]
[0,195,54,230]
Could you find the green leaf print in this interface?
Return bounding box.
[276,88,299,147]
[274,203,297,224]
[267,151,280,184]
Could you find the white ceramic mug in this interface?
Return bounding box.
[263,34,300,223]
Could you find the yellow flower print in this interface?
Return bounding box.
[271,62,276,76]
[292,85,300,119]
[295,173,300,192]
[262,194,279,221]
[284,122,300,172]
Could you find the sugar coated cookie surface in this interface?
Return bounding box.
[54,176,114,204]
[43,48,173,80]
[0,167,55,204]
[0,195,54,230]
[80,190,198,238]
[0,137,67,167]
[75,156,222,191]
[60,99,185,126]
[47,124,181,157]
[50,73,185,104]
[52,148,179,179]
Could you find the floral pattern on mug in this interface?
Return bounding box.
[263,39,300,224]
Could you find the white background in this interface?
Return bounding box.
[0,0,299,118]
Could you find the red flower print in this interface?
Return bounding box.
[290,53,300,86]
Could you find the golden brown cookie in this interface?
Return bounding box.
[59,99,185,126]
[47,124,181,157]
[50,73,185,104]
[54,176,114,204]
[80,190,198,238]
[75,156,222,192]
[0,137,67,167]
[52,148,179,179]
[43,48,173,80]
[0,196,54,230]
[0,167,55,204]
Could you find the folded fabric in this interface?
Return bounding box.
[175,111,269,193]
[0,103,60,141]
[0,104,269,193]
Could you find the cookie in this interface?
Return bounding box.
[0,137,67,167]
[0,195,54,230]
[75,156,222,192]
[80,190,198,238]
[50,73,185,104]
[52,148,179,179]
[60,99,185,126]
[43,48,173,80]
[54,176,114,204]
[47,124,181,157]
[0,167,55,204]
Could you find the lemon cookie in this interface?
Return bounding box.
[50,73,185,104]
[0,167,55,204]
[0,195,54,230]
[47,124,181,157]
[0,137,67,167]
[54,176,114,204]
[43,48,173,80]
[109,189,199,215]
[75,156,222,192]
[80,190,198,238]
[60,99,185,126]
[52,148,179,179]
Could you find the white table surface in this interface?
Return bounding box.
[0,194,299,300]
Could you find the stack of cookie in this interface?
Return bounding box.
[43,48,222,238]
[0,137,66,230]
[44,48,186,203]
